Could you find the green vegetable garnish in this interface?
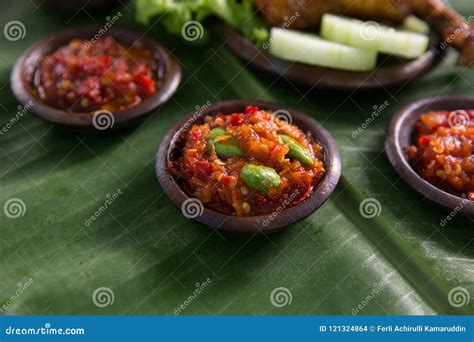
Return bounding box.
[280,134,313,166]
[208,128,243,159]
[269,28,377,72]
[320,14,429,59]
[135,0,269,45]
[240,164,280,192]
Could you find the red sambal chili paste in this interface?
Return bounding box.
[169,106,326,216]
[36,36,157,112]
[406,110,474,200]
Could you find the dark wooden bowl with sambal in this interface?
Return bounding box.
[11,26,181,133]
[386,95,474,216]
[156,100,341,233]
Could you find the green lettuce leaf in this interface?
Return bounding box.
[135,0,268,44]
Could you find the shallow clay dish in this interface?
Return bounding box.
[217,23,446,90]
[385,95,474,215]
[156,100,342,233]
[11,26,181,132]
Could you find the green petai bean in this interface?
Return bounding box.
[279,134,313,166]
[208,128,243,158]
[240,164,280,192]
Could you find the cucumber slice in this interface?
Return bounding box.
[401,15,430,34]
[321,14,429,59]
[268,28,377,72]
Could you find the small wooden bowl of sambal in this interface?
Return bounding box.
[11,26,181,132]
[386,95,474,216]
[156,100,341,233]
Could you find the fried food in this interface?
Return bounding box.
[254,0,473,66]
[254,0,408,27]
[408,0,473,66]
[254,0,331,29]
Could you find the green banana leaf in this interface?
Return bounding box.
[0,0,473,315]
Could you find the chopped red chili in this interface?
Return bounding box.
[406,110,474,200]
[169,106,326,216]
[36,36,158,112]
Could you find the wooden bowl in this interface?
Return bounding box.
[11,26,181,133]
[155,100,342,233]
[385,95,474,215]
[217,23,446,90]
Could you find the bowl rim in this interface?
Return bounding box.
[155,99,342,233]
[385,94,474,215]
[10,25,181,130]
[217,23,447,90]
